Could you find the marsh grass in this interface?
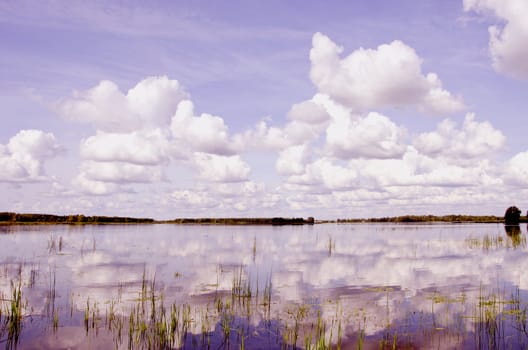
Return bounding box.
[0,275,26,349]
[465,234,526,250]
[4,258,528,349]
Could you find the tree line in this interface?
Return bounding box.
[0,212,315,225]
[0,212,155,224]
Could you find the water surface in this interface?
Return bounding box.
[0,223,526,349]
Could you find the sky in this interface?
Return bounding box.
[1,0,528,220]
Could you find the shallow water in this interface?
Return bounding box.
[1,223,527,349]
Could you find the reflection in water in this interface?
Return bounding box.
[0,223,527,348]
[505,224,523,248]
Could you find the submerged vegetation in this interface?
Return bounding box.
[3,261,528,349]
[2,219,528,348]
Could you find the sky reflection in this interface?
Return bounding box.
[0,223,526,348]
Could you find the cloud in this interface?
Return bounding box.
[355,152,500,188]
[79,161,165,184]
[0,129,61,182]
[193,153,250,183]
[287,99,330,124]
[170,190,220,209]
[413,113,505,160]
[326,112,408,159]
[287,158,359,190]
[503,151,528,185]
[464,0,528,79]
[309,32,464,114]
[170,100,237,155]
[235,120,290,150]
[80,129,171,165]
[168,181,281,214]
[56,76,189,132]
[55,77,257,195]
[276,144,311,176]
[72,173,120,196]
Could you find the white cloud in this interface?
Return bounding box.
[57,77,257,195]
[351,148,502,188]
[464,0,528,79]
[193,153,250,183]
[79,161,164,184]
[503,151,528,185]
[56,76,188,132]
[288,158,359,190]
[235,120,290,150]
[287,99,330,124]
[170,100,236,155]
[170,190,220,209]
[57,76,188,193]
[276,144,310,176]
[0,129,61,182]
[80,129,171,165]
[127,76,189,128]
[72,173,120,196]
[167,181,281,214]
[413,113,505,160]
[326,112,408,159]
[309,32,464,114]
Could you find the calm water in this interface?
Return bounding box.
[1,223,527,349]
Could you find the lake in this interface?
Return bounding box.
[0,223,527,349]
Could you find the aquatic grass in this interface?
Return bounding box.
[0,278,26,350]
[465,233,527,250]
[328,236,335,257]
[7,281,23,348]
[252,236,257,263]
[7,242,528,350]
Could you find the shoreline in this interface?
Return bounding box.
[1,212,526,226]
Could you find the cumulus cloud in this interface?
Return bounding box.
[72,173,120,196]
[167,181,281,214]
[55,76,256,195]
[503,151,528,185]
[235,120,290,150]
[326,112,408,159]
[287,99,330,124]
[276,144,310,176]
[0,129,61,182]
[79,161,164,184]
[283,143,503,199]
[41,55,509,215]
[170,100,236,155]
[288,158,359,190]
[413,113,505,160]
[464,0,528,79]
[193,153,250,183]
[80,129,171,165]
[56,77,188,193]
[170,190,220,209]
[56,76,189,132]
[309,33,464,114]
[355,151,500,188]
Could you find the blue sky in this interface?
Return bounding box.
[1,0,527,219]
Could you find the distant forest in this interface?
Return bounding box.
[2,212,526,226]
[337,214,527,223]
[0,212,155,224]
[0,212,315,225]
